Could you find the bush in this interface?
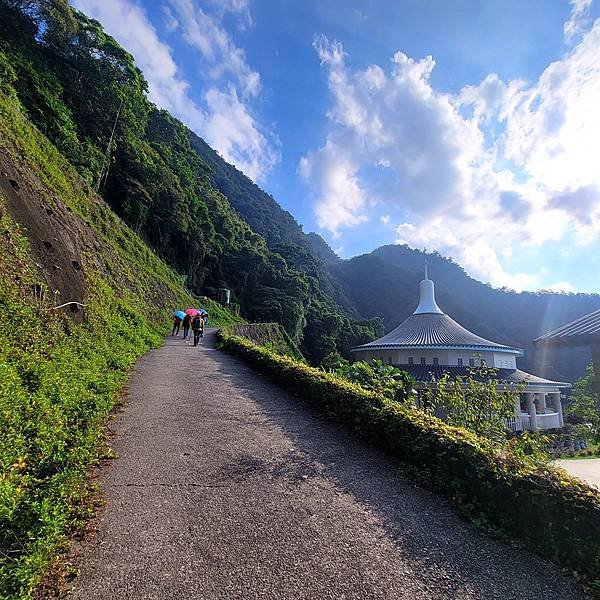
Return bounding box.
[217,330,600,592]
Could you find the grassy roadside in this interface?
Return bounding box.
[0,83,239,598]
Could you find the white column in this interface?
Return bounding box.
[548,392,564,427]
[514,395,521,416]
[538,393,547,414]
[525,392,538,431]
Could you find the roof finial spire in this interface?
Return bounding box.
[413,260,443,315]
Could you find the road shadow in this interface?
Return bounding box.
[205,340,586,600]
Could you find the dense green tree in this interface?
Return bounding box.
[0,0,381,364]
[568,363,600,443]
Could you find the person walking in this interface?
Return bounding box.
[192,313,204,346]
[172,315,182,336]
[182,313,191,341]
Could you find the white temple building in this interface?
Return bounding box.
[353,269,568,432]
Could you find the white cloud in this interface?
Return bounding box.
[73,0,277,182]
[564,0,593,42]
[380,214,390,225]
[203,86,279,181]
[161,5,179,32]
[73,0,204,129]
[302,18,600,289]
[543,280,577,292]
[167,0,260,97]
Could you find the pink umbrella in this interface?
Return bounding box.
[185,308,200,316]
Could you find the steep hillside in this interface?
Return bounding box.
[332,245,600,381]
[0,65,236,597]
[189,132,357,316]
[0,1,379,363]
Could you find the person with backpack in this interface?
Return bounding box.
[182,314,191,340]
[172,315,182,336]
[192,313,204,346]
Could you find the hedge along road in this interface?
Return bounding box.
[72,330,584,600]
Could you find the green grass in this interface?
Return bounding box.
[0,87,239,598]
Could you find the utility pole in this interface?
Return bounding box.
[95,97,123,193]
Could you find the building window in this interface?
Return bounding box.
[420,357,426,365]
[408,357,414,365]
[433,357,439,366]
[457,358,463,367]
[469,358,475,367]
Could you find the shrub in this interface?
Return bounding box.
[217,330,600,592]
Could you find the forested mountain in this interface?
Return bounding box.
[0,0,379,363]
[1,0,598,379]
[189,133,356,315]
[331,245,600,381]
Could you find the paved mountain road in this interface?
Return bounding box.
[72,331,582,599]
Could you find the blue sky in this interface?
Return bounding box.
[73,0,600,293]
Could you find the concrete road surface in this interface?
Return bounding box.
[71,330,584,599]
[556,458,600,489]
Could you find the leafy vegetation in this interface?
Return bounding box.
[321,353,415,404]
[423,366,523,442]
[217,330,600,594]
[219,323,304,361]
[568,362,600,444]
[0,0,381,363]
[0,67,236,597]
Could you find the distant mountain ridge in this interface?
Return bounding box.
[330,244,600,381]
[188,108,599,382]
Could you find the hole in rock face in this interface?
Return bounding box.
[43,241,54,252]
[71,260,81,271]
[32,283,43,295]
[8,179,19,191]
[46,207,53,215]
[69,303,80,313]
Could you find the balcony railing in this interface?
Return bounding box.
[507,414,531,432]
[508,411,561,432]
[536,411,561,429]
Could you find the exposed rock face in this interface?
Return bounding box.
[0,149,89,321]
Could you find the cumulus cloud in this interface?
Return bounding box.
[203,86,279,180]
[302,17,600,289]
[73,0,277,181]
[73,0,203,127]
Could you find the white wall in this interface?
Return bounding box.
[355,348,517,368]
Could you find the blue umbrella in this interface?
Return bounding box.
[173,310,186,320]
[196,308,208,314]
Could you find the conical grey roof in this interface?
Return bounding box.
[354,275,522,355]
[355,312,522,354]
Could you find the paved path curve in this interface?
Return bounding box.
[72,331,583,599]
[556,458,600,489]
